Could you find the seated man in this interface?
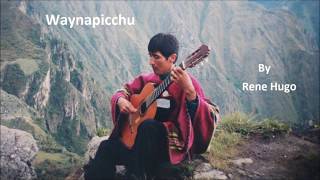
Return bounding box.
[84,33,220,179]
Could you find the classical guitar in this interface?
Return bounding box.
[120,45,210,149]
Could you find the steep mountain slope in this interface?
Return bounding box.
[254,0,319,46]
[24,1,319,124]
[1,1,110,154]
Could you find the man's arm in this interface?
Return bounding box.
[111,75,146,125]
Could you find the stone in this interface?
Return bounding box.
[116,165,126,175]
[237,169,247,176]
[194,162,212,172]
[194,168,228,180]
[193,162,227,180]
[0,125,39,180]
[84,136,109,164]
[231,158,253,167]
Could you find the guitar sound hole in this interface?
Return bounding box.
[140,102,147,115]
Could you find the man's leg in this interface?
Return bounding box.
[84,138,130,179]
[129,119,169,178]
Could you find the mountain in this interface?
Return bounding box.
[1,1,110,155]
[0,0,319,159]
[254,0,319,46]
[25,0,318,123]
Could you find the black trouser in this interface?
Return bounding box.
[84,119,169,179]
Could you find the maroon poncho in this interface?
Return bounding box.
[110,73,219,164]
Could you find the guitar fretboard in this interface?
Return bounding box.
[145,74,171,108]
[144,63,185,108]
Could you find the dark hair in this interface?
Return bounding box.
[148,33,179,60]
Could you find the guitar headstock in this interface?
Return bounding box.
[181,45,210,69]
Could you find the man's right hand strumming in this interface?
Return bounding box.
[117,97,137,113]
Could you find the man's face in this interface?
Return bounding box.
[149,51,176,75]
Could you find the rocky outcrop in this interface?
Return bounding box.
[33,68,51,112]
[0,125,39,180]
[0,90,38,121]
[84,136,109,163]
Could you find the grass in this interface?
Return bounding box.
[208,130,242,170]
[208,112,291,170]
[15,58,39,75]
[96,127,111,137]
[33,151,67,164]
[33,151,84,180]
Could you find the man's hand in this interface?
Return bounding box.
[171,66,197,101]
[117,97,137,113]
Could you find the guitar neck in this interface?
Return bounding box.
[143,44,209,108]
[145,62,186,108]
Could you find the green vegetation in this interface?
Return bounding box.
[46,71,66,118]
[54,116,89,155]
[90,86,111,128]
[208,130,242,170]
[0,1,45,63]
[70,70,83,91]
[96,127,110,137]
[220,112,291,137]
[33,151,84,180]
[1,117,63,153]
[208,112,291,170]
[1,64,27,96]
[77,61,84,70]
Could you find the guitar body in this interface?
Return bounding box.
[120,83,158,149]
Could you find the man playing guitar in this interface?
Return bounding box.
[84,33,220,179]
